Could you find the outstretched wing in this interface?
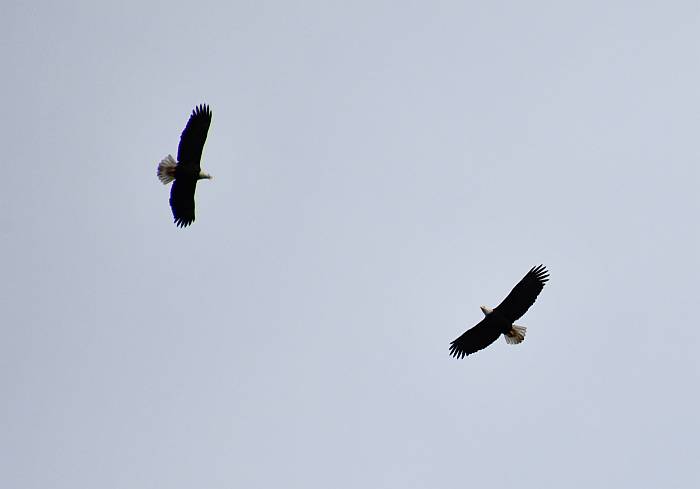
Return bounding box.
[493,265,549,323]
[177,104,212,169]
[449,316,502,359]
[169,179,197,228]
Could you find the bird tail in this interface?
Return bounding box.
[504,325,526,345]
[157,155,177,184]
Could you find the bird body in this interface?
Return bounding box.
[157,104,213,228]
[449,265,549,359]
[479,306,527,344]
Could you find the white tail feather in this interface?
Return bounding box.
[157,155,177,184]
[504,325,527,345]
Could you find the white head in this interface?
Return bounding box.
[198,170,213,180]
[480,306,493,316]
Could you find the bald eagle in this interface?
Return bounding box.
[157,104,213,227]
[449,265,549,359]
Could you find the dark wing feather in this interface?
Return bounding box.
[169,179,197,228]
[449,316,502,359]
[493,265,549,323]
[177,104,212,169]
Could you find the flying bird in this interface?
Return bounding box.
[157,104,213,227]
[449,265,549,359]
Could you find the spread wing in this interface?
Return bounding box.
[169,179,197,228]
[177,104,212,169]
[449,316,502,359]
[493,265,549,323]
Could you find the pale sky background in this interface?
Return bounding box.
[2,1,700,488]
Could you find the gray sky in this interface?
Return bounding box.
[3,1,700,488]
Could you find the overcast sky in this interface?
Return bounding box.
[2,1,700,488]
